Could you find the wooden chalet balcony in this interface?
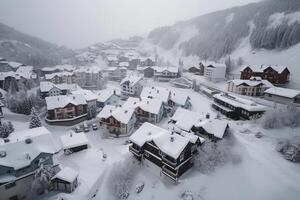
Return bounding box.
[162,155,177,168]
[162,165,178,181]
[129,145,142,157]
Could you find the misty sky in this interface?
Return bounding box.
[0,0,261,49]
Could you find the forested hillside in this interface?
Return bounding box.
[148,0,300,60]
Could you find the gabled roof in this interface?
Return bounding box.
[198,119,228,139]
[170,91,190,106]
[97,105,135,124]
[140,86,170,104]
[45,72,74,80]
[123,97,163,115]
[45,94,87,110]
[154,66,179,73]
[171,107,203,132]
[228,79,273,88]
[96,89,117,103]
[0,127,58,170]
[40,81,80,93]
[120,75,142,87]
[71,89,98,102]
[264,87,300,98]
[241,65,288,74]
[60,131,89,149]
[52,167,79,183]
[129,122,189,159]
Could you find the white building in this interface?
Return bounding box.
[74,66,103,90]
[120,75,143,98]
[264,87,300,105]
[153,66,179,81]
[227,77,273,96]
[204,63,226,82]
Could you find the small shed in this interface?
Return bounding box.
[52,167,79,193]
[60,131,89,154]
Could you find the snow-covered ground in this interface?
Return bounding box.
[3,79,300,200]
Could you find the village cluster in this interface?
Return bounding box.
[0,41,299,200]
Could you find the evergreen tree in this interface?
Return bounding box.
[0,121,14,138]
[29,107,42,129]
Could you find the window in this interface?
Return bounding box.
[180,153,185,162]
[144,151,149,157]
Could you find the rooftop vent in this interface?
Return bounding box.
[124,110,128,114]
[25,138,32,144]
[170,136,174,142]
[0,151,6,158]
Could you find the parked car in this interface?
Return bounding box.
[92,123,98,130]
[83,122,89,132]
[75,126,83,133]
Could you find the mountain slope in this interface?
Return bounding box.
[0,22,75,67]
[147,0,300,60]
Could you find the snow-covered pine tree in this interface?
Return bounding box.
[31,163,55,195]
[0,121,14,138]
[29,107,42,129]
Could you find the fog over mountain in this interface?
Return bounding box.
[148,0,300,60]
[0,0,260,49]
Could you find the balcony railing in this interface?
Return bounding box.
[161,165,178,181]
[162,155,177,168]
[129,145,142,157]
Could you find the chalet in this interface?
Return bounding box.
[97,105,136,136]
[263,87,300,105]
[227,77,273,96]
[0,127,59,200]
[204,63,226,82]
[39,81,79,99]
[0,59,24,72]
[96,89,119,109]
[188,66,202,74]
[212,93,267,120]
[140,56,156,67]
[171,77,192,89]
[74,66,103,90]
[51,167,79,193]
[45,72,77,84]
[123,97,164,124]
[169,91,191,110]
[60,131,89,154]
[38,67,61,77]
[120,75,143,98]
[45,94,88,125]
[129,122,200,181]
[240,65,290,84]
[154,66,179,82]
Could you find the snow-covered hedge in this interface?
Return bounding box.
[194,134,241,174]
[277,137,300,163]
[260,105,300,129]
[106,156,140,200]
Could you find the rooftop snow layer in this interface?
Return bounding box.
[140,86,171,104]
[264,87,300,98]
[60,131,89,150]
[45,94,86,110]
[52,167,79,183]
[171,107,203,132]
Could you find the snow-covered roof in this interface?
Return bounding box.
[60,131,89,149]
[264,87,300,98]
[97,105,135,124]
[228,79,273,88]
[96,89,117,103]
[45,72,74,80]
[120,75,142,87]
[171,107,204,132]
[52,167,79,183]
[40,81,80,93]
[106,55,118,61]
[123,97,163,115]
[154,66,179,73]
[241,65,288,74]
[8,61,24,69]
[0,66,35,80]
[140,86,170,104]
[75,66,102,74]
[129,122,189,159]
[171,77,192,87]
[0,127,58,170]
[119,62,130,67]
[170,91,190,106]
[198,119,228,139]
[213,93,267,112]
[45,94,87,110]
[72,89,98,102]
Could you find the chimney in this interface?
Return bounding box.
[170,136,174,142]
[110,109,112,113]
[147,101,149,104]
[113,90,116,95]
[124,110,128,114]
[206,113,210,119]
[157,90,159,94]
